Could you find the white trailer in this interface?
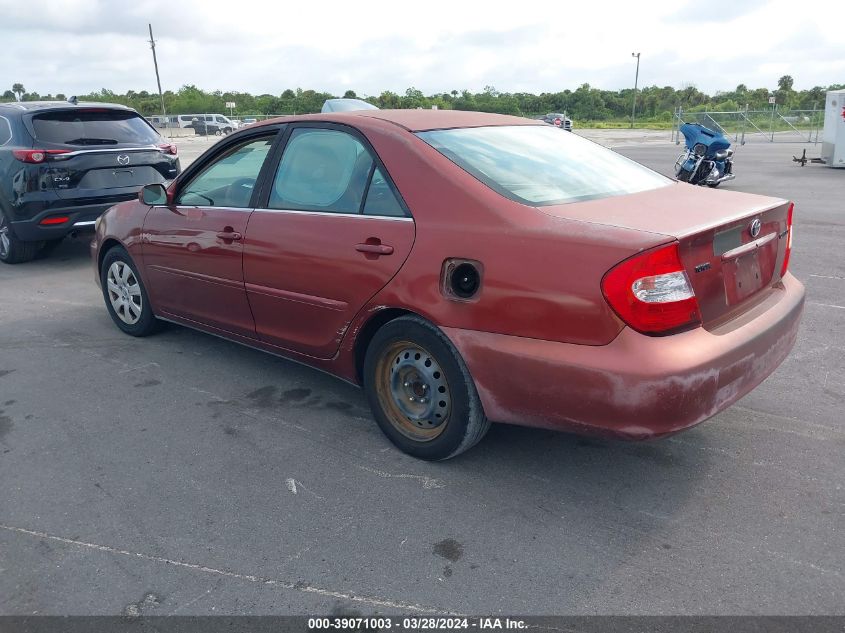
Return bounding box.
[821,90,845,168]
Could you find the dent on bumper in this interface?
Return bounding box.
[443,274,805,440]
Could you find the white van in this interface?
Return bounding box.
[176,114,238,134]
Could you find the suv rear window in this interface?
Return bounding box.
[30,110,161,146]
[417,125,669,206]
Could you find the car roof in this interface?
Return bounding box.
[255,109,544,132]
[0,101,135,114]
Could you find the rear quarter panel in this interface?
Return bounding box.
[347,119,671,347]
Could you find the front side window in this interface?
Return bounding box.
[269,128,374,214]
[176,135,275,208]
[417,125,670,206]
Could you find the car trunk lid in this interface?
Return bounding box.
[540,184,792,327]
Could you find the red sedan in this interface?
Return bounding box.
[92,110,804,460]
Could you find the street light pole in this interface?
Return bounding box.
[630,52,640,129]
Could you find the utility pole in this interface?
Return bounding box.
[630,52,641,129]
[148,24,167,129]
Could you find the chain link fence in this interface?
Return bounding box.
[672,105,823,144]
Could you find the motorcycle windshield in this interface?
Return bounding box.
[680,123,731,152]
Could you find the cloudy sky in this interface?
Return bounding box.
[1,0,842,98]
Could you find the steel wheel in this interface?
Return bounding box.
[374,340,452,442]
[106,261,143,325]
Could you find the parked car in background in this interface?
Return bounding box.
[92,110,803,460]
[0,100,179,264]
[187,114,237,136]
[241,117,258,127]
[321,98,379,113]
[541,112,573,131]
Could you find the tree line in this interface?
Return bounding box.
[5,77,843,124]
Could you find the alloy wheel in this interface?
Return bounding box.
[106,261,143,325]
[0,214,10,260]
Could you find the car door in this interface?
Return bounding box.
[242,124,415,359]
[141,129,280,338]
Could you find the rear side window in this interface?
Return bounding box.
[364,167,404,217]
[0,116,11,145]
[269,128,374,214]
[30,110,161,146]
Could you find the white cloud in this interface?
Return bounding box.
[0,0,842,97]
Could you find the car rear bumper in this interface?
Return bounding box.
[442,273,805,439]
[10,200,128,241]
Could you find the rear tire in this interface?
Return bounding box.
[0,212,40,264]
[100,246,160,337]
[363,315,490,460]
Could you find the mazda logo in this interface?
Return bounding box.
[749,219,762,238]
[117,154,130,166]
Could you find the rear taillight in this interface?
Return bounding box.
[780,202,794,278]
[602,243,702,335]
[158,143,177,156]
[12,149,71,164]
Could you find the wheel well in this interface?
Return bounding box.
[353,308,413,384]
[97,238,123,273]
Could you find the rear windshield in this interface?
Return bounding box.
[417,125,670,206]
[30,109,161,146]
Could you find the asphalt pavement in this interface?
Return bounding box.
[0,133,842,615]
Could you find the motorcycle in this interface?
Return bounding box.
[675,122,735,187]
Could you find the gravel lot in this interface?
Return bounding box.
[0,132,842,615]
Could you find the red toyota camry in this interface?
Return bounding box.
[92,110,804,460]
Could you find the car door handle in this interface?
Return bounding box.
[356,242,394,255]
[216,230,242,241]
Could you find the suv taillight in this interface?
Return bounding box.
[12,149,71,164]
[780,202,794,278]
[601,243,702,335]
[157,143,178,156]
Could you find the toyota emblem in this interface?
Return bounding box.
[117,154,130,166]
[749,218,762,238]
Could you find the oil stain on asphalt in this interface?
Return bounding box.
[433,538,464,562]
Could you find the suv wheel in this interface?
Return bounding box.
[0,212,40,264]
[363,315,490,460]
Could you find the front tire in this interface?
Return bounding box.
[100,246,160,337]
[363,315,490,460]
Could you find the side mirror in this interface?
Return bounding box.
[140,183,168,206]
